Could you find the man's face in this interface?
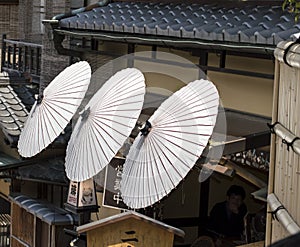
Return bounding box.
[227,194,243,214]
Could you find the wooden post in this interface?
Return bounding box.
[265,57,280,246]
[1,34,7,72]
[12,44,17,70]
[18,46,22,71]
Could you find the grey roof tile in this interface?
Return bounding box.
[18,157,68,184]
[0,85,31,144]
[58,1,296,45]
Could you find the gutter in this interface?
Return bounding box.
[53,28,276,56]
[0,155,65,172]
[44,0,276,56]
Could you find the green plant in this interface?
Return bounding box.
[282,0,300,21]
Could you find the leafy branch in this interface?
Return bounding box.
[282,0,300,21]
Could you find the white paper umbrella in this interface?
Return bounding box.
[121,79,219,209]
[18,61,92,158]
[65,68,146,182]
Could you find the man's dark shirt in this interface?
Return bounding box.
[208,201,247,238]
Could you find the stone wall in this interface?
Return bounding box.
[40,0,72,93]
[0,4,19,46]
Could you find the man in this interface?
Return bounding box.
[208,185,248,239]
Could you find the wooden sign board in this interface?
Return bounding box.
[102,157,129,210]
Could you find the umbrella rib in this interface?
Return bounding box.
[36,107,43,153]
[102,83,144,101]
[122,136,145,193]
[95,113,141,125]
[154,82,211,116]
[170,98,219,120]
[39,105,54,148]
[102,89,144,109]
[158,99,219,124]
[153,88,217,124]
[48,94,88,101]
[99,74,144,107]
[46,69,90,97]
[143,138,151,205]
[156,127,211,147]
[155,126,214,133]
[155,98,219,126]
[153,130,202,160]
[150,134,180,178]
[93,119,128,142]
[147,135,170,197]
[149,133,182,188]
[50,78,90,96]
[66,128,81,178]
[97,97,145,111]
[42,101,70,127]
[87,124,102,176]
[110,74,144,94]
[156,113,217,127]
[91,123,115,161]
[96,104,145,114]
[46,97,83,111]
[152,131,193,170]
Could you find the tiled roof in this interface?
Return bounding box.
[11,194,78,225]
[58,1,298,46]
[0,72,72,148]
[18,157,68,184]
[0,81,35,145]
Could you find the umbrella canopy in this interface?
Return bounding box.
[65,68,146,182]
[18,61,92,158]
[120,79,219,209]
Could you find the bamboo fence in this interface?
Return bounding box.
[266,41,300,245]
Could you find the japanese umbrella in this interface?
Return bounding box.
[18,61,92,158]
[120,79,219,209]
[65,68,146,182]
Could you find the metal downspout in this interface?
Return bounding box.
[43,0,111,57]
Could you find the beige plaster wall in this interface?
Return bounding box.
[0,179,10,196]
[99,42,274,117]
[208,53,274,117]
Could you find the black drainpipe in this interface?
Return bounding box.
[43,0,111,58]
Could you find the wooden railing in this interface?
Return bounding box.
[1,34,42,83]
[0,214,10,247]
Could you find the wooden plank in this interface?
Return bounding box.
[238,240,264,247]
